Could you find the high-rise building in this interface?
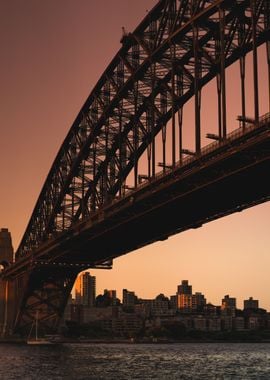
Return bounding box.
[176,281,206,312]
[244,297,259,310]
[75,272,96,306]
[221,295,236,316]
[193,292,207,311]
[149,294,170,316]
[104,289,117,306]
[177,293,193,311]
[177,280,192,295]
[123,289,138,307]
[170,295,177,309]
[221,295,236,309]
[177,280,192,312]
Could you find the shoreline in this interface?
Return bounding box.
[1,337,270,345]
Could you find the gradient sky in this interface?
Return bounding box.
[1,0,270,309]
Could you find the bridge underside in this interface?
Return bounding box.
[6,119,269,335]
[38,121,270,266]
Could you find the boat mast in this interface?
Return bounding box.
[35,310,38,341]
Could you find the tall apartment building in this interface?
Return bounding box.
[221,295,236,309]
[177,280,192,295]
[177,280,192,311]
[75,272,96,306]
[177,293,193,311]
[221,294,236,316]
[244,297,259,310]
[176,281,206,312]
[123,289,138,307]
[193,292,207,311]
[104,289,117,306]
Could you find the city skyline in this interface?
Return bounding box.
[1,0,270,311]
[66,277,268,341]
[75,275,261,312]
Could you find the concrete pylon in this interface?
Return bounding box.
[0,228,14,337]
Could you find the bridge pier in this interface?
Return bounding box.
[0,228,16,337]
[0,228,89,337]
[0,279,17,337]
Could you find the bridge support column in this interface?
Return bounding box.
[0,229,16,337]
[238,16,246,130]
[251,0,259,124]
[177,72,183,165]
[151,63,156,177]
[193,22,201,153]
[267,42,270,114]
[219,6,227,139]
[171,44,176,165]
[2,280,8,336]
[0,279,17,337]
[216,6,227,140]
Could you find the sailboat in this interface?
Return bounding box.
[27,310,54,345]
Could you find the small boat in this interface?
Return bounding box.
[27,338,54,345]
[27,311,55,345]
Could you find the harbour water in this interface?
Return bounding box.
[0,342,270,379]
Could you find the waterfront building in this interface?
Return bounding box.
[134,303,148,318]
[75,272,96,306]
[193,317,207,331]
[177,293,193,312]
[177,280,192,295]
[221,295,236,317]
[176,281,206,313]
[82,306,115,323]
[233,317,245,331]
[207,317,221,331]
[104,289,118,305]
[193,292,207,311]
[96,289,119,307]
[221,316,233,331]
[112,313,143,337]
[122,289,138,307]
[222,295,236,309]
[176,280,192,312]
[169,295,177,310]
[204,303,220,315]
[244,297,259,310]
[247,316,260,329]
[150,294,173,316]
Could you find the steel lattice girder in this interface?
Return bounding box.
[14,269,77,335]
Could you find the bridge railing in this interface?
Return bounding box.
[125,112,270,196]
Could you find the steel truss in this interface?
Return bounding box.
[14,269,77,334]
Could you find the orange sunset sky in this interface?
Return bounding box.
[0,0,270,308]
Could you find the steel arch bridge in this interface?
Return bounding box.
[1,0,270,336]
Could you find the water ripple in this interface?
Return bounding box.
[0,342,270,379]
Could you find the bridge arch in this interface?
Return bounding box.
[17,0,270,259]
